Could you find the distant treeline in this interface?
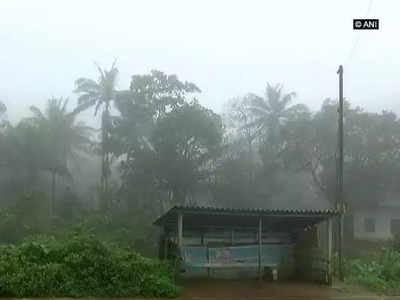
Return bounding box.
[1,64,399,252]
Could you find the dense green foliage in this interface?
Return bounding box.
[0,205,160,259]
[0,234,179,297]
[1,64,400,295]
[344,248,400,294]
[2,66,400,219]
[344,236,400,294]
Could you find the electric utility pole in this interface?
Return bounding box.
[337,65,344,281]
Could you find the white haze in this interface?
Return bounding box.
[1,0,399,128]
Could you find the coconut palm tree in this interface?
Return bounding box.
[246,83,307,144]
[29,98,93,215]
[0,101,7,128]
[73,62,118,202]
[0,101,6,116]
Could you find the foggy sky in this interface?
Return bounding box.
[1,0,399,127]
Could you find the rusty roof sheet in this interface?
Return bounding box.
[153,205,340,227]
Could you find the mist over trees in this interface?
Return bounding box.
[0,65,399,254]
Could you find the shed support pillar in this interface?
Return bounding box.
[327,218,333,285]
[177,213,183,258]
[258,217,263,279]
[163,229,168,260]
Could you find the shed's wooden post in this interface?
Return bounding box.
[177,213,183,257]
[163,229,169,260]
[231,228,234,245]
[207,245,210,278]
[327,218,333,285]
[258,217,263,279]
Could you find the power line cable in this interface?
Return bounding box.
[345,0,373,65]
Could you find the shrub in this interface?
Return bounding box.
[0,234,179,297]
[344,247,400,294]
[391,233,400,252]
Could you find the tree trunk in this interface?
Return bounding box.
[104,152,109,194]
[51,171,56,217]
[172,187,186,205]
[248,137,253,185]
[101,111,105,193]
[101,108,111,210]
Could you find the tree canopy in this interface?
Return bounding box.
[1,66,400,254]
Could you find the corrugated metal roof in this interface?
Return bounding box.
[153,205,339,226]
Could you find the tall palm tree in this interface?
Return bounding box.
[246,83,307,144]
[0,101,6,116]
[29,98,93,215]
[0,101,7,128]
[73,62,118,202]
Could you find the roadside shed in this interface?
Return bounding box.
[154,206,338,284]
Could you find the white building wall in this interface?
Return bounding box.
[354,209,400,240]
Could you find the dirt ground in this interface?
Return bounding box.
[178,279,379,300]
[7,279,393,300]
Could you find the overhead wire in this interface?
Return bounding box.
[344,0,373,65]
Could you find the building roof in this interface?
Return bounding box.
[153,205,339,232]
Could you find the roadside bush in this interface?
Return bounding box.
[0,234,179,297]
[390,233,400,252]
[71,212,160,258]
[344,247,400,294]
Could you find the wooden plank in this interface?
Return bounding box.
[186,262,279,268]
[163,223,305,233]
[183,244,293,269]
[294,255,330,263]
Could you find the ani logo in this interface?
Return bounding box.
[353,19,379,30]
